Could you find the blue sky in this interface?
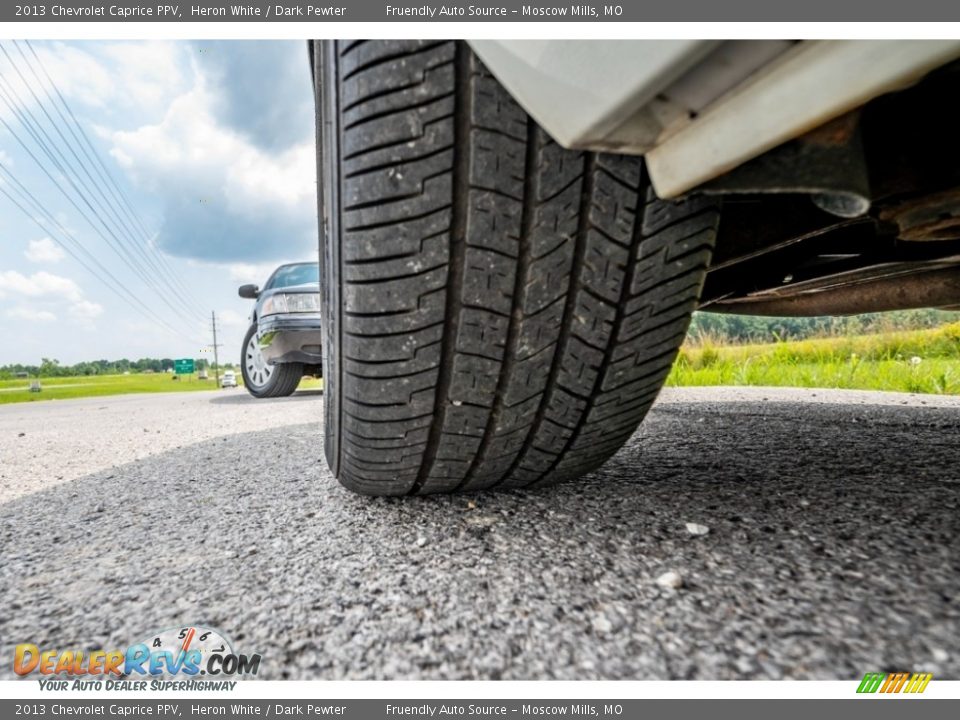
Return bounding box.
[0,40,316,365]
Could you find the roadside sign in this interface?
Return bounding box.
[174,358,195,374]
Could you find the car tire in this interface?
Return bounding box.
[241,324,303,398]
[314,39,719,495]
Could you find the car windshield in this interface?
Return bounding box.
[265,263,320,290]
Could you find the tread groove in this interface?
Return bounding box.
[491,152,596,489]
[407,42,469,496]
[341,59,455,114]
[521,163,648,489]
[456,116,537,492]
[340,41,449,82]
[341,91,456,132]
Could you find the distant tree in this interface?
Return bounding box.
[39,358,61,377]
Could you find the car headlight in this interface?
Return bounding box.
[261,293,320,316]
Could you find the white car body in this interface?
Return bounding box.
[469,40,960,198]
[221,371,237,388]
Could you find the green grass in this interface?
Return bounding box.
[0,373,324,405]
[5,322,957,404]
[668,321,960,395]
[0,373,222,404]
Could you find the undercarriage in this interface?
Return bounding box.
[699,60,960,317]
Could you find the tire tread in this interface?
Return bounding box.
[323,40,718,495]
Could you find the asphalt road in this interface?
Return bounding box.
[0,388,323,503]
[1,387,958,680]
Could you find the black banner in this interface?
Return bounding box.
[1,700,960,719]
[5,0,960,22]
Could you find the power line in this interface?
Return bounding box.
[0,60,207,329]
[0,163,207,346]
[0,58,206,327]
[0,164,207,347]
[0,103,205,332]
[12,40,206,315]
[17,40,207,312]
[4,43,172,290]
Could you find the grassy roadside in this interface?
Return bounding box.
[0,373,324,405]
[3,322,957,404]
[668,321,960,395]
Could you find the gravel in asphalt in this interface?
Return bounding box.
[0,387,958,680]
[0,389,322,503]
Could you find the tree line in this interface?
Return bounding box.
[0,357,238,379]
[688,308,959,343]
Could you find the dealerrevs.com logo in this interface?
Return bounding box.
[14,625,261,691]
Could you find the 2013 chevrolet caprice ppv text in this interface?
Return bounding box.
[310,39,960,496]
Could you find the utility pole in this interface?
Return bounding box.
[210,311,222,388]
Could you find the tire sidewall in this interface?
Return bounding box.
[316,40,342,475]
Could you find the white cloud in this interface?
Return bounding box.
[110,81,315,212]
[24,237,65,263]
[0,270,101,326]
[225,262,277,284]
[108,75,315,261]
[217,308,249,329]
[98,42,185,116]
[6,307,57,322]
[26,41,185,119]
[0,270,84,301]
[69,300,103,320]
[0,43,105,125]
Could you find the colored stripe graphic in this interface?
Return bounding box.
[857,672,932,694]
[857,673,885,693]
[905,673,933,693]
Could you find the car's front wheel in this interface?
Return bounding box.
[241,324,303,398]
[315,39,719,495]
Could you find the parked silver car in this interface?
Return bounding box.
[237,262,322,398]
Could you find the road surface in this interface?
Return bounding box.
[1,387,958,679]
